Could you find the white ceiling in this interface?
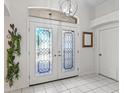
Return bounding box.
[86,0,108,7]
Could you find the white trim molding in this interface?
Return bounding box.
[90,11,119,28]
[28,7,78,24]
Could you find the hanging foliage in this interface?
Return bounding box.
[6,24,21,87]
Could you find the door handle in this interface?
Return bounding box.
[58,55,61,56]
[99,54,102,56]
[54,54,57,57]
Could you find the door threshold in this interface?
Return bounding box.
[30,75,78,86]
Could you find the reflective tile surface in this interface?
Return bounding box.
[7,74,119,93]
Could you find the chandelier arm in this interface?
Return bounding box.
[59,0,65,10]
[71,1,78,16]
[69,0,71,14]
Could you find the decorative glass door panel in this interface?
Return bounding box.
[62,31,75,72]
[36,28,52,75]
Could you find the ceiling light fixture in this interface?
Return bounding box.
[59,0,78,16]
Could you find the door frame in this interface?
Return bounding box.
[95,22,119,80]
[27,17,80,85]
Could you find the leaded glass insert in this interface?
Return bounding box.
[62,31,75,72]
[36,28,52,75]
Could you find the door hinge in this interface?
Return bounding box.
[77,50,79,53]
[77,68,79,71]
[28,51,30,55]
[77,33,79,36]
[28,28,30,32]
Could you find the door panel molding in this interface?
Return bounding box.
[29,22,58,85]
[96,24,119,81]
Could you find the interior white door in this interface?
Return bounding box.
[29,22,58,85]
[58,26,78,79]
[99,27,119,80]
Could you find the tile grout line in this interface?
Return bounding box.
[56,75,118,93]
[19,74,119,93]
[67,79,117,93]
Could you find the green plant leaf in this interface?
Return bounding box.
[10,24,14,30]
[8,41,12,47]
[8,30,12,36]
[15,28,17,33]
[6,24,21,87]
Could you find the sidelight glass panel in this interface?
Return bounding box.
[62,31,75,72]
[36,28,52,75]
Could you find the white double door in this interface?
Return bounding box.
[29,21,78,85]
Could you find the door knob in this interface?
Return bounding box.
[54,55,57,57]
[99,54,102,56]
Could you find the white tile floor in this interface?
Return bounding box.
[8,74,119,93]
